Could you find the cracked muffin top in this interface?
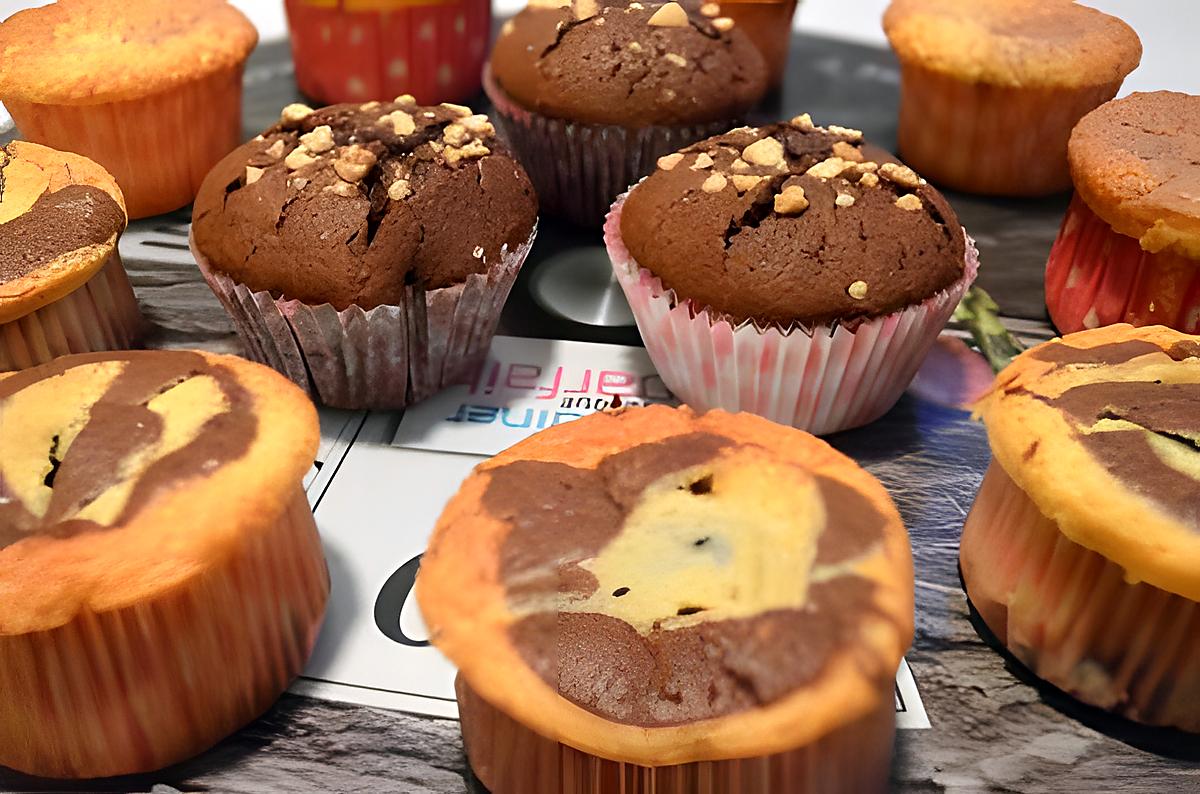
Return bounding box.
[191,98,538,311]
[619,117,967,327]
[489,0,768,127]
[1068,91,1200,260]
[418,404,912,765]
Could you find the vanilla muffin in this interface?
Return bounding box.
[962,325,1200,731]
[419,405,913,794]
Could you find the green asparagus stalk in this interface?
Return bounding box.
[952,286,1026,373]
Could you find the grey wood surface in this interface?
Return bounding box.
[2,36,1198,794]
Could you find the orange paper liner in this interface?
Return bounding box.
[457,677,895,794]
[719,0,799,90]
[4,65,246,219]
[961,461,1200,732]
[895,62,1122,196]
[0,488,330,779]
[1045,194,1200,334]
[0,252,143,372]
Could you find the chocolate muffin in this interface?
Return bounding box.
[605,117,979,433]
[485,0,769,225]
[191,98,538,409]
[418,405,913,793]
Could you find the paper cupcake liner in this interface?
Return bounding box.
[894,62,1122,196]
[1045,195,1200,334]
[603,193,979,435]
[0,253,143,372]
[285,0,490,106]
[484,67,736,227]
[457,676,894,794]
[192,228,535,409]
[0,489,329,778]
[5,66,245,219]
[961,461,1200,732]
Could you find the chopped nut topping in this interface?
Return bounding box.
[835,192,855,208]
[394,94,417,106]
[690,153,714,169]
[500,19,516,36]
[245,166,264,185]
[662,88,677,101]
[325,181,359,198]
[879,162,921,189]
[333,145,378,183]
[856,161,879,173]
[827,125,863,142]
[712,16,734,31]
[461,114,495,138]
[380,110,417,135]
[628,2,645,9]
[848,280,868,300]
[360,101,381,111]
[253,134,265,142]
[444,140,490,164]
[699,2,720,16]
[595,17,606,25]
[280,103,314,127]
[774,185,809,214]
[299,125,335,153]
[388,179,412,200]
[895,193,923,211]
[730,157,751,173]
[701,173,727,193]
[423,111,437,119]
[443,122,470,147]
[664,52,687,67]
[264,139,287,159]
[831,141,864,163]
[647,1,688,26]
[472,245,485,258]
[806,156,851,179]
[731,174,762,192]
[289,177,308,190]
[627,41,643,52]
[284,147,318,170]
[574,0,599,18]
[741,136,786,169]
[657,152,684,171]
[790,113,815,131]
[440,103,473,117]
[858,172,880,188]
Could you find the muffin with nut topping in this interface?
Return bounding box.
[487,0,767,225]
[191,97,538,409]
[605,116,979,434]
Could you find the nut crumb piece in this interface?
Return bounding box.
[443,122,470,147]
[472,245,485,258]
[627,41,643,52]
[774,184,809,215]
[360,101,381,111]
[858,172,880,188]
[647,1,688,26]
[440,103,473,117]
[324,181,359,198]
[461,114,496,138]
[264,139,287,159]
[289,177,308,190]
[423,111,437,119]
[664,52,687,67]
[662,88,677,101]
[388,179,412,200]
[444,140,491,164]
[730,157,751,173]
[701,173,727,193]
[280,103,314,127]
[848,280,868,299]
[244,166,264,185]
[380,110,417,135]
[574,0,599,18]
[731,174,762,192]
[334,145,378,183]
[835,192,855,208]
[831,141,864,162]
[500,19,516,36]
[253,134,265,142]
[394,94,417,106]
[284,147,318,170]
[712,17,734,31]
[299,125,335,153]
[806,156,850,179]
[895,193,923,211]
[790,113,815,131]
[628,2,644,9]
[827,125,863,142]
[879,162,921,189]
[595,17,606,25]
[657,152,684,171]
[699,2,720,16]
[856,161,879,173]
[741,137,786,169]
[691,152,714,169]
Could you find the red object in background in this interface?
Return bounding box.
[1045,195,1200,334]
[284,0,491,106]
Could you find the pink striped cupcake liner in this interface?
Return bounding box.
[604,192,979,435]
[191,227,535,409]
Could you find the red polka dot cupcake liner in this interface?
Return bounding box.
[1045,194,1200,334]
[604,192,979,435]
[284,0,490,106]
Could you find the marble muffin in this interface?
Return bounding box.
[961,324,1200,731]
[191,98,538,409]
[0,141,141,372]
[606,116,978,434]
[418,405,914,794]
[0,350,328,777]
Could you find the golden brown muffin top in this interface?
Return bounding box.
[0,0,257,105]
[883,0,1141,89]
[0,350,319,636]
[1069,91,1200,259]
[418,405,913,766]
[977,325,1200,601]
[0,141,126,324]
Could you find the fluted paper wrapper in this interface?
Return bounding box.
[604,193,979,435]
[192,229,535,409]
[457,677,894,794]
[0,490,329,778]
[484,67,734,227]
[0,252,143,371]
[961,462,1200,732]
